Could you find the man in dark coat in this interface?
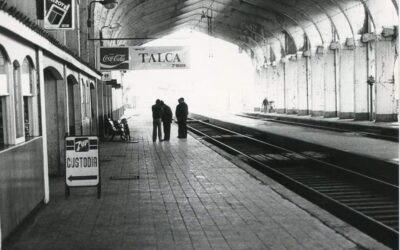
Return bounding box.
[175,97,188,138]
[152,99,162,142]
[160,100,172,141]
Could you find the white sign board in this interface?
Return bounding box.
[131,46,190,70]
[65,136,99,187]
[98,46,190,71]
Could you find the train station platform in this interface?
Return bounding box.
[190,112,399,165]
[3,113,389,250]
[243,112,398,140]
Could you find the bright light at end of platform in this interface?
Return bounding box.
[122,29,254,116]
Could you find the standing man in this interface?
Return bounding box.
[175,97,188,138]
[152,99,162,142]
[160,100,172,141]
[262,97,268,113]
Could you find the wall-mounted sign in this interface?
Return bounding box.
[105,79,117,86]
[102,71,112,82]
[99,47,130,71]
[44,0,75,30]
[65,136,101,198]
[98,46,190,71]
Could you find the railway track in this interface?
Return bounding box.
[187,119,399,249]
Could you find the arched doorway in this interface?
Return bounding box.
[67,75,78,135]
[0,45,10,146]
[44,67,63,175]
[90,82,97,135]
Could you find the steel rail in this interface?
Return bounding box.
[189,119,397,192]
[187,119,398,248]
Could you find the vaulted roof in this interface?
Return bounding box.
[93,0,398,63]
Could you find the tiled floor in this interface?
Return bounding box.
[4,116,388,250]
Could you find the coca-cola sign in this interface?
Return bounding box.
[99,47,130,70]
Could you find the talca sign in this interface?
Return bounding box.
[65,136,99,187]
[131,46,190,70]
[44,0,75,29]
[99,46,190,71]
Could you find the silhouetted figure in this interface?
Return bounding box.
[262,98,268,113]
[175,97,188,138]
[152,99,162,142]
[160,100,172,141]
[121,118,130,141]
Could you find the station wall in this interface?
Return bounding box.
[0,138,44,241]
[0,5,103,243]
[252,37,398,121]
[242,0,398,122]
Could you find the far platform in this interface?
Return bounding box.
[3,111,388,250]
[190,112,399,165]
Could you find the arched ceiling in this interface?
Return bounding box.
[93,0,398,62]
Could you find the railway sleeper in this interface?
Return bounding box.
[371,214,399,220]
[352,205,399,210]
[317,190,369,195]
[276,169,328,175]
[290,176,342,182]
[297,180,351,186]
[345,201,398,207]
[324,193,379,200]
[253,155,293,162]
[276,172,326,177]
[360,209,399,216]
[313,186,364,191]
[338,197,394,203]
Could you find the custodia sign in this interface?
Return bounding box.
[44,0,75,29]
[65,136,99,187]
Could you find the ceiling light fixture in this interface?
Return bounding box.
[87,0,119,27]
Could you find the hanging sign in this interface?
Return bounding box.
[44,0,75,29]
[102,71,112,82]
[98,46,190,71]
[99,47,130,70]
[131,46,190,70]
[65,136,101,198]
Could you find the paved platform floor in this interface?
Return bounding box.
[4,115,388,250]
[191,112,398,164]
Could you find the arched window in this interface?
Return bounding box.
[13,61,23,139]
[0,46,9,146]
[22,57,35,138]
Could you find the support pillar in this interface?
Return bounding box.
[354,42,369,120]
[339,49,356,119]
[375,40,397,121]
[37,48,49,204]
[324,50,337,117]
[297,55,308,115]
[310,52,325,116]
[285,59,298,114]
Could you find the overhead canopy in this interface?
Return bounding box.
[93,0,398,63]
